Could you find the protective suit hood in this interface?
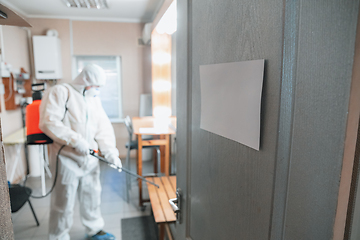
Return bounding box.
[71,64,106,93]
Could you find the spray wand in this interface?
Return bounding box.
[89,149,159,188]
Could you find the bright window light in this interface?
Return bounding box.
[153,80,171,92]
[154,117,171,132]
[152,51,171,65]
[74,55,123,122]
[153,106,171,118]
[156,0,177,35]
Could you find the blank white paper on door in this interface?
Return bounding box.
[199,59,264,151]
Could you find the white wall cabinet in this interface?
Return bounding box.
[33,36,62,79]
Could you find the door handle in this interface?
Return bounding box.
[169,198,179,213]
[169,188,182,223]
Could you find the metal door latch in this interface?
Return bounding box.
[169,188,182,223]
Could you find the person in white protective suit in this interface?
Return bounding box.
[39,64,122,240]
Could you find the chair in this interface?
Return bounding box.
[124,116,161,202]
[9,184,39,226]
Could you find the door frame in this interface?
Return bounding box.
[333,8,360,240]
[175,0,192,239]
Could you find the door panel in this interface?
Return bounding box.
[177,0,284,239]
[176,0,360,240]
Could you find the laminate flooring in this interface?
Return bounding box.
[11,157,155,240]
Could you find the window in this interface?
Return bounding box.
[73,56,123,122]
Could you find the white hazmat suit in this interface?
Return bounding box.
[39,64,121,240]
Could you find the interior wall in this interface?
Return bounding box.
[0,21,71,183]
[1,25,30,137]
[27,18,72,83]
[171,32,176,116]
[25,19,150,157]
[0,26,30,183]
[143,44,152,94]
[71,20,149,155]
[0,19,151,184]
[2,26,30,73]
[0,18,152,183]
[72,21,145,117]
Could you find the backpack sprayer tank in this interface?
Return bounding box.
[26,83,53,145]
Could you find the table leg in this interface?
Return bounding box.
[159,223,165,240]
[165,224,174,240]
[137,135,143,207]
[160,145,165,173]
[153,149,158,174]
[8,144,20,183]
[40,146,46,196]
[165,135,170,176]
[159,135,165,173]
[43,145,52,178]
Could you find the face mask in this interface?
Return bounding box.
[85,87,100,98]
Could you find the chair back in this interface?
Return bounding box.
[8,185,32,212]
[8,184,39,226]
[124,116,133,137]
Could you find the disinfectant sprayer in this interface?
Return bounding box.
[89,149,159,188]
[26,83,53,145]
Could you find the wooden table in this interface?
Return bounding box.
[146,176,176,240]
[132,116,176,206]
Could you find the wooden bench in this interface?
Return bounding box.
[146,176,176,240]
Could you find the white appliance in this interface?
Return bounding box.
[32,36,62,79]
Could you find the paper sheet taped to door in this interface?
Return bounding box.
[199,59,264,151]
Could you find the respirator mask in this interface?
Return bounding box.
[85,87,100,98]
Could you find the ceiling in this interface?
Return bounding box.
[0,0,164,23]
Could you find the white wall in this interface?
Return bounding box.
[27,18,152,157]
[1,19,152,182]
[0,25,30,183]
[1,25,30,137]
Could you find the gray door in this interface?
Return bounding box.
[175,1,360,240]
[176,0,284,239]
